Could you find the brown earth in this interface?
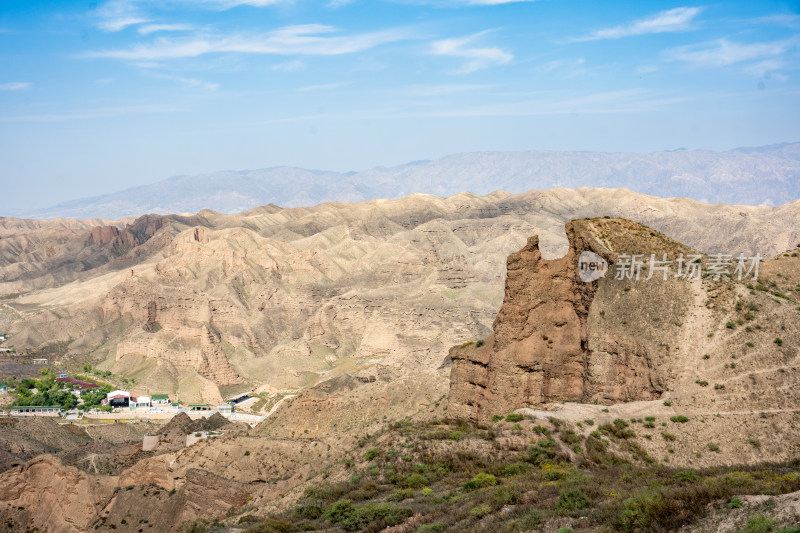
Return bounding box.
[0,191,798,531]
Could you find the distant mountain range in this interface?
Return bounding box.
[15,142,800,220]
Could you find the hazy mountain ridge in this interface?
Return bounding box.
[15,143,800,220]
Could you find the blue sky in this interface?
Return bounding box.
[1,0,799,211]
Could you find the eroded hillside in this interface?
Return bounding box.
[1,189,799,410]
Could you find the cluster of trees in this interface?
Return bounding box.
[14,374,77,410]
[12,372,112,411]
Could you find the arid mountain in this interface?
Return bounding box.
[14,142,800,219]
[2,188,799,409]
[0,195,799,532]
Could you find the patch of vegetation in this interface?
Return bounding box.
[238,419,800,533]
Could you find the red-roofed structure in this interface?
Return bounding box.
[55,377,101,391]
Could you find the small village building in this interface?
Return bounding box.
[32,358,48,365]
[217,404,234,414]
[151,394,170,404]
[134,396,151,408]
[103,390,131,408]
[188,404,211,412]
[9,406,61,416]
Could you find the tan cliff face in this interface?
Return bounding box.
[449,217,799,423]
[449,219,667,420]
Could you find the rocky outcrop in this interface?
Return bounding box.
[0,455,118,533]
[449,219,671,422]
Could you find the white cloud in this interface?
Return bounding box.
[0,82,30,91]
[94,0,289,32]
[463,0,535,4]
[665,37,798,70]
[403,83,494,97]
[271,59,306,71]
[86,25,414,60]
[297,81,352,91]
[150,72,219,90]
[573,7,702,42]
[406,0,535,5]
[138,23,194,35]
[268,88,688,122]
[431,30,512,73]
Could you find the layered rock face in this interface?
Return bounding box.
[449,219,692,422]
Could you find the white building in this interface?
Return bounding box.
[134,396,151,408]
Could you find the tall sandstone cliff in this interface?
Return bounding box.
[449,218,702,422]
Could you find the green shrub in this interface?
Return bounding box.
[387,488,414,501]
[675,471,699,483]
[417,524,445,533]
[749,438,761,449]
[708,443,721,453]
[527,439,557,465]
[404,473,428,488]
[774,338,783,346]
[463,472,498,490]
[491,414,503,422]
[670,415,689,423]
[323,500,413,531]
[490,485,522,508]
[364,448,378,461]
[644,416,655,422]
[726,321,736,329]
[554,489,592,513]
[470,504,492,518]
[729,497,742,509]
[661,432,676,441]
[508,510,544,531]
[663,401,672,406]
[741,514,776,533]
[505,413,524,422]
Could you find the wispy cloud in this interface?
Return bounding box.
[85,25,415,60]
[462,0,535,4]
[150,72,219,90]
[138,23,195,35]
[0,103,183,122]
[407,0,535,5]
[572,7,702,42]
[0,82,30,91]
[431,30,512,73]
[403,83,494,97]
[665,37,798,76]
[298,81,352,91]
[271,59,306,71]
[269,88,688,122]
[94,0,289,32]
